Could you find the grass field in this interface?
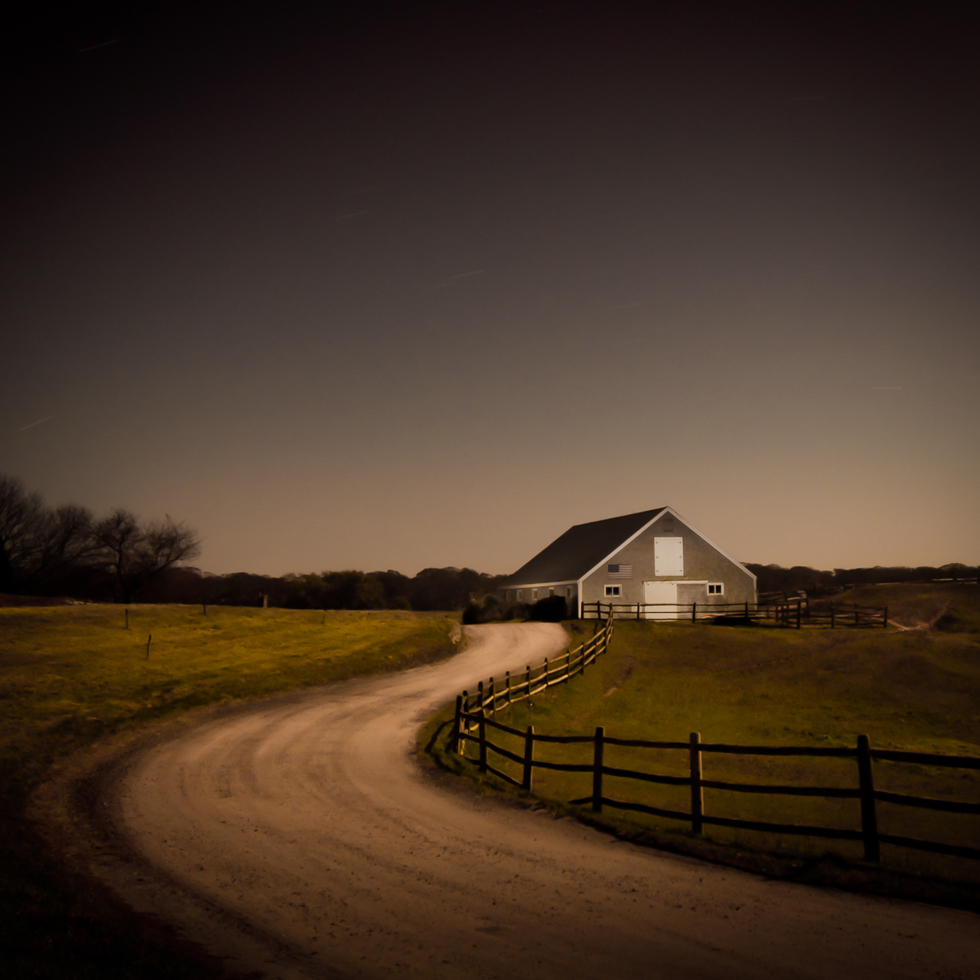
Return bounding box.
[819,581,980,633]
[424,589,980,902]
[1,603,459,979]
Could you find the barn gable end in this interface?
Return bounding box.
[499,507,755,618]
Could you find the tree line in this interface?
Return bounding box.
[4,473,975,610]
[0,473,199,604]
[0,473,503,609]
[743,562,979,596]
[146,566,506,612]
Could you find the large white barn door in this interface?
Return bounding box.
[654,537,684,576]
[644,581,678,619]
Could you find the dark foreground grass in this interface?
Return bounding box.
[1,603,459,979]
[422,613,980,908]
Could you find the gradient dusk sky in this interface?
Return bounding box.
[3,1,978,577]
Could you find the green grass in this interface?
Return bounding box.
[423,607,980,904]
[817,582,980,632]
[1,603,459,979]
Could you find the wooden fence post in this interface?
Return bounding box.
[488,677,495,716]
[592,726,605,812]
[451,695,462,754]
[478,680,484,713]
[460,691,469,755]
[505,671,512,704]
[691,602,697,623]
[478,709,487,773]
[690,732,703,834]
[522,726,535,791]
[796,603,802,629]
[857,734,880,862]
[526,665,532,697]
[883,606,888,629]
[543,658,549,689]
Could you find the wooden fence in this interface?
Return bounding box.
[449,620,979,864]
[451,618,615,753]
[581,599,888,629]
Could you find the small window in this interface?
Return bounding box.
[707,583,724,595]
[604,585,622,597]
[532,588,538,600]
[549,587,555,597]
[516,590,522,601]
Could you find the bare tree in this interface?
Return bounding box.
[92,509,200,603]
[0,474,95,592]
[0,474,44,589]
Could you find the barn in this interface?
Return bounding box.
[498,507,756,619]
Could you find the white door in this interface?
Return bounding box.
[644,581,678,620]
[654,537,684,576]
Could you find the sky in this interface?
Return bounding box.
[3,0,979,577]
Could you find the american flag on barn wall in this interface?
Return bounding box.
[608,564,632,579]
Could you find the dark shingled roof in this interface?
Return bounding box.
[502,508,667,586]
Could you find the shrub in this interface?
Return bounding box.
[528,594,568,622]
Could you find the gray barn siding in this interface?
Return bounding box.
[497,507,754,618]
[502,582,578,607]
[581,512,754,609]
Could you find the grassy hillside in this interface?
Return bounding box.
[424,599,980,899]
[817,582,980,632]
[2,603,459,979]
[2,603,457,790]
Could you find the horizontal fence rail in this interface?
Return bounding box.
[452,619,616,726]
[448,621,979,864]
[450,619,616,788]
[581,599,888,629]
[455,722,980,862]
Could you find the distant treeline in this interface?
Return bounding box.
[0,472,504,610]
[0,473,199,604]
[743,562,979,596]
[25,561,978,612]
[4,472,977,610]
[144,566,506,612]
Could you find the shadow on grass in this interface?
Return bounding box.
[418,709,980,916]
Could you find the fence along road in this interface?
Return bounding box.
[455,620,980,865]
[65,623,979,980]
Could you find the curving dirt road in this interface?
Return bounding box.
[54,624,979,979]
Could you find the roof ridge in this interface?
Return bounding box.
[502,507,667,586]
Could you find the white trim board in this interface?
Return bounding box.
[581,506,756,585]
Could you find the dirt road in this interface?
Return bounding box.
[60,624,979,979]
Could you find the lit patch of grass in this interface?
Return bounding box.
[2,603,458,979]
[423,617,980,904]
